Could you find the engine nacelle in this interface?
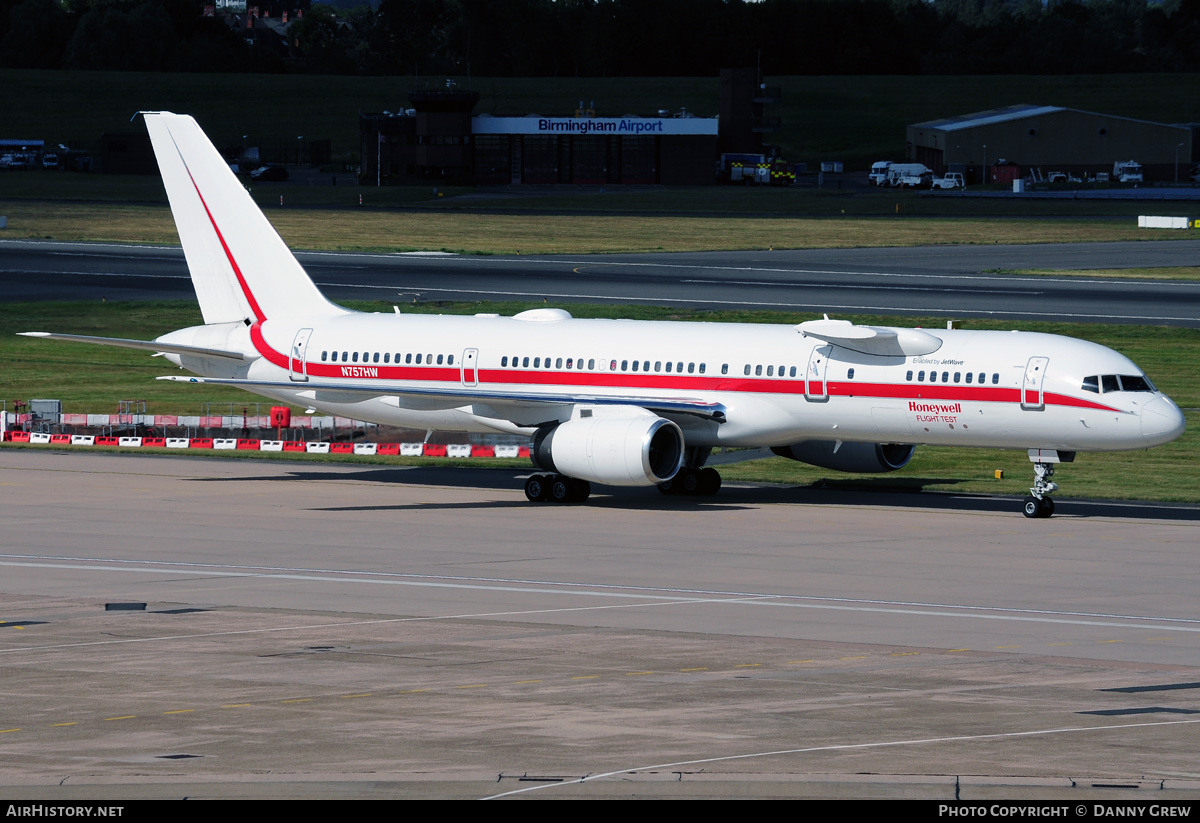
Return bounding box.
[532,415,684,487]
[771,440,915,473]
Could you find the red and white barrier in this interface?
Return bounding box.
[353,443,377,455]
[166,438,191,448]
[305,442,330,454]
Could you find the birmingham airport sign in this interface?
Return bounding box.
[471,117,718,136]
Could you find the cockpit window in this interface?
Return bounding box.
[1081,375,1099,394]
[1119,374,1155,392]
[1101,375,1120,393]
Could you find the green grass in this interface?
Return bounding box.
[0,201,1188,254]
[994,267,1200,282]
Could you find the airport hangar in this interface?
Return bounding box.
[906,103,1196,184]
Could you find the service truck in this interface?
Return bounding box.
[1112,160,1143,183]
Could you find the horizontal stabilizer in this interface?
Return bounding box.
[19,332,252,361]
[796,318,942,357]
[157,375,727,422]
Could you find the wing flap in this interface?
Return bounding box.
[158,375,727,421]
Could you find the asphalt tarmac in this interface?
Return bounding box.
[2,450,1198,799]
[2,238,1199,326]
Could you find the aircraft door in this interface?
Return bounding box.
[462,348,479,387]
[1021,356,1049,411]
[804,344,831,402]
[289,328,313,382]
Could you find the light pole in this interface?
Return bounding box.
[297,135,303,167]
[1175,142,1184,183]
[983,144,987,184]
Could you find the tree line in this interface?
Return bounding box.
[3,0,1199,76]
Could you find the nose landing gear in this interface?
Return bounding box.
[1023,449,1073,518]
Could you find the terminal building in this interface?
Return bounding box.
[361,88,720,187]
[907,104,1195,183]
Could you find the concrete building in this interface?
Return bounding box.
[907,104,1193,183]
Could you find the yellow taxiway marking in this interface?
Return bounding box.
[1098,639,1123,644]
[680,667,708,672]
[1,728,21,733]
[456,684,487,690]
[839,656,867,661]
[222,703,251,708]
[626,671,654,676]
[1047,642,1073,647]
[104,716,136,721]
[995,645,1022,650]
[946,649,970,653]
[734,664,762,669]
[514,680,542,684]
[163,710,194,715]
[571,675,600,680]
[280,699,311,704]
[398,689,429,694]
[50,722,76,727]
[890,652,919,657]
[341,693,371,699]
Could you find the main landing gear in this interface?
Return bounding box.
[657,467,722,497]
[1022,449,1072,518]
[524,474,591,504]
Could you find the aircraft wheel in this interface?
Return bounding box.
[679,468,701,495]
[699,467,722,495]
[549,475,572,503]
[525,474,549,502]
[570,479,591,503]
[1040,497,1055,518]
[1022,496,1042,518]
[657,477,677,495]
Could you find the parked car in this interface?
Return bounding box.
[250,165,288,181]
[930,172,964,190]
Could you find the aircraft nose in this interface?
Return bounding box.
[1141,396,1186,446]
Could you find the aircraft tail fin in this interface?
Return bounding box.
[141,112,344,325]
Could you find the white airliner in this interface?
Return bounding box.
[20,112,1186,517]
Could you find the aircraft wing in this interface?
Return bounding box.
[158,375,727,422]
[18,332,254,361]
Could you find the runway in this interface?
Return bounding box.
[2,238,1199,326]
[2,450,1198,798]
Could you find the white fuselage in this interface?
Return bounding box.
[161,310,1184,454]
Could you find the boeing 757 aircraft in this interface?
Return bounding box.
[20,112,1186,516]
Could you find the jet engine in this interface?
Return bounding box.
[532,415,684,487]
[771,440,915,473]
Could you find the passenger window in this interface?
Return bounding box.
[383,353,390,364]
[992,373,999,385]
[930,371,936,382]
[847,368,855,379]
[722,364,729,375]
[666,362,673,373]
[405,353,412,364]
[699,363,706,374]
[352,352,359,362]
[677,362,684,373]
[953,372,960,383]
[567,358,574,369]
[744,365,751,376]
[1081,375,1099,393]
[917,370,924,381]
[588,359,595,370]
[534,357,541,368]
[906,370,912,381]
[522,357,530,367]
[654,361,661,372]
[610,360,617,370]
[965,372,972,383]
[978,372,985,384]
[373,353,380,363]
[437,354,443,365]
[1102,375,1120,393]
[790,366,797,377]
[767,365,774,377]
[942,371,949,382]
[448,354,454,365]
[632,361,639,372]
[688,363,695,373]
[426,353,432,364]
[621,360,628,370]
[501,356,508,367]
[755,365,762,376]
[320,351,327,362]
[556,358,563,369]
[415,354,422,364]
